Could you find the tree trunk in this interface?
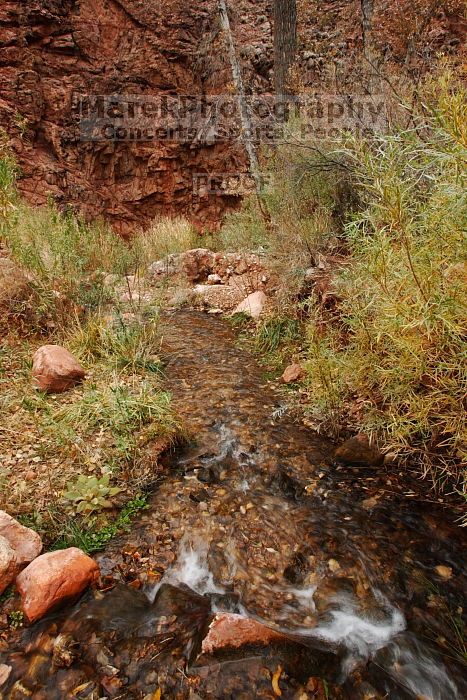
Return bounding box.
[273,0,297,97]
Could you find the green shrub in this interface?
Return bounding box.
[63,474,122,515]
[304,79,466,494]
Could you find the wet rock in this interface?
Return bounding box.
[327,558,340,573]
[0,664,11,687]
[0,535,18,595]
[201,613,284,654]
[197,467,218,484]
[281,363,305,383]
[233,290,267,319]
[283,552,308,584]
[0,510,42,567]
[334,434,384,467]
[271,468,305,500]
[32,345,86,393]
[16,548,99,622]
[189,488,210,504]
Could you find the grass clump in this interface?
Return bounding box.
[133,216,199,267]
[254,317,302,370]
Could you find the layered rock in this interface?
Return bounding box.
[1,1,463,232]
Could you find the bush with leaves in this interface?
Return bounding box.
[304,75,466,499]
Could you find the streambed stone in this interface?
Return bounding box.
[16,548,99,622]
[201,612,285,653]
[334,434,383,467]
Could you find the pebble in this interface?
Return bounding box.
[434,565,453,580]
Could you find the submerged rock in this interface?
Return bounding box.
[0,511,42,568]
[0,535,18,595]
[201,613,285,654]
[16,548,99,622]
[32,345,86,393]
[334,434,383,467]
[233,290,267,319]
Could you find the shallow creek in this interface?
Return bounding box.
[2,311,466,698]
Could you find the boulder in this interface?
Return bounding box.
[201,612,284,654]
[0,511,42,567]
[0,535,18,595]
[334,434,383,467]
[32,344,86,393]
[233,290,267,320]
[147,254,179,280]
[16,547,99,622]
[281,363,305,383]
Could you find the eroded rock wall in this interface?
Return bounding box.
[0,0,464,234]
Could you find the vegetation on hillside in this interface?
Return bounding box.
[218,73,466,512]
[0,139,181,549]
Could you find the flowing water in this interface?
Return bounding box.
[1,311,466,698]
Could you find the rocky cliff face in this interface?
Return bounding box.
[0,0,464,234]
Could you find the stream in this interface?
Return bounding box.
[1,311,466,699]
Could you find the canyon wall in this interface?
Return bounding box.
[0,0,464,234]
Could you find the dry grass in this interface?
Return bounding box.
[0,144,184,545]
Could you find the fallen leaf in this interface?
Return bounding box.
[272,665,282,697]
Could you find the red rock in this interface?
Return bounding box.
[0,535,18,595]
[181,249,214,283]
[0,1,463,234]
[0,510,42,567]
[334,434,384,467]
[32,345,85,393]
[281,363,305,383]
[16,548,99,622]
[201,613,284,654]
